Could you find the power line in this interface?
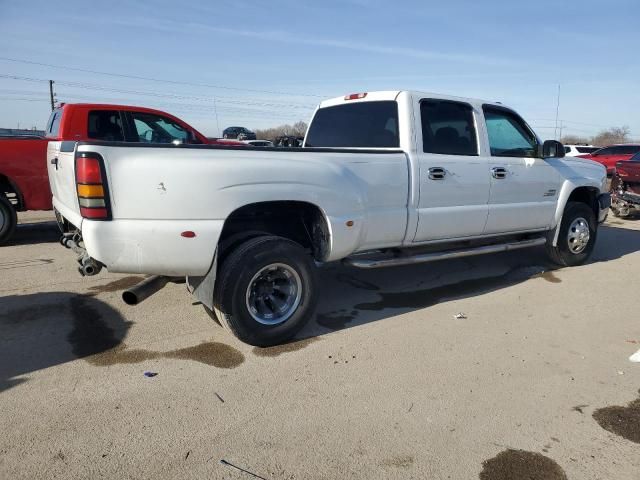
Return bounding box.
[0,56,327,98]
[0,73,316,110]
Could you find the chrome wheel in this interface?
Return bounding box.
[567,217,590,254]
[245,263,302,325]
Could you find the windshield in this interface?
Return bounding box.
[305,101,399,148]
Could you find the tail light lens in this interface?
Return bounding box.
[75,153,111,220]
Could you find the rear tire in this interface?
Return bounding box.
[212,235,318,346]
[546,201,597,266]
[0,195,17,245]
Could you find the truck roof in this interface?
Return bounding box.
[318,90,507,109]
[59,103,180,115]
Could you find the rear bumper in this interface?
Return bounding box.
[598,193,611,223]
[80,218,224,276]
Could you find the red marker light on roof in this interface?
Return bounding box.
[345,92,367,100]
[181,231,196,238]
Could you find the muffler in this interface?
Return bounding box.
[122,275,170,306]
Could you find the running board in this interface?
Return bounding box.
[344,237,547,269]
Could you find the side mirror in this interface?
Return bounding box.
[541,140,565,158]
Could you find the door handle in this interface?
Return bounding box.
[491,167,507,179]
[428,167,446,180]
[50,157,59,170]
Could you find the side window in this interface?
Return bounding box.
[46,110,62,138]
[130,112,190,144]
[88,111,125,141]
[564,146,571,153]
[594,147,613,155]
[483,106,538,158]
[421,100,477,155]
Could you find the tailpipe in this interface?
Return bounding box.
[122,275,170,306]
[78,254,102,276]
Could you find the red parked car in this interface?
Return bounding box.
[0,103,243,244]
[577,144,640,175]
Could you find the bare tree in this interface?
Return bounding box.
[560,134,590,145]
[255,121,308,141]
[592,126,630,146]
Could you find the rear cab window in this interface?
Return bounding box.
[305,101,399,148]
[88,111,125,141]
[420,99,478,155]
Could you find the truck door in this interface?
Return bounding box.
[481,106,563,234]
[413,99,490,242]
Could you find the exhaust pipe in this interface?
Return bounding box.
[78,254,102,276]
[122,275,170,306]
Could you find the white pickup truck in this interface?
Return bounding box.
[48,91,610,346]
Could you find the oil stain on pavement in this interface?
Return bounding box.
[68,297,126,358]
[592,390,640,444]
[479,449,567,480]
[252,337,319,357]
[68,296,244,368]
[86,276,146,295]
[165,342,244,368]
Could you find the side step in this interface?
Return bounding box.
[344,237,547,269]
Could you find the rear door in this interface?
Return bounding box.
[413,98,490,242]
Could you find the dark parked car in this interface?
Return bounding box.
[222,126,256,140]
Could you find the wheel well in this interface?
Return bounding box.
[0,174,23,211]
[218,201,330,262]
[567,186,599,217]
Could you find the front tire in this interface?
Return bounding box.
[212,236,318,346]
[0,195,17,245]
[546,201,597,266]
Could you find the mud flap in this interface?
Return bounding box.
[186,250,217,310]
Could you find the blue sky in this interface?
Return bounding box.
[1,0,638,139]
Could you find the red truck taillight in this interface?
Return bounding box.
[75,152,111,220]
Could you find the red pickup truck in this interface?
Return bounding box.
[0,104,242,244]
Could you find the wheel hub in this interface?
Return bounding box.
[246,263,302,325]
[567,217,590,254]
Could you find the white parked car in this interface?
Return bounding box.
[564,144,600,157]
[243,140,274,147]
[48,90,609,346]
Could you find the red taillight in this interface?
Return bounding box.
[345,92,367,100]
[76,156,103,184]
[76,153,110,220]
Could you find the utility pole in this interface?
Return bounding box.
[554,84,561,140]
[558,120,564,141]
[49,80,55,111]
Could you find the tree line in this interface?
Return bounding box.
[255,121,308,141]
[561,126,634,146]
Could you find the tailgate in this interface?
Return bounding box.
[47,141,82,226]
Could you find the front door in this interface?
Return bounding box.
[413,99,490,242]
[482,106,563,234]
